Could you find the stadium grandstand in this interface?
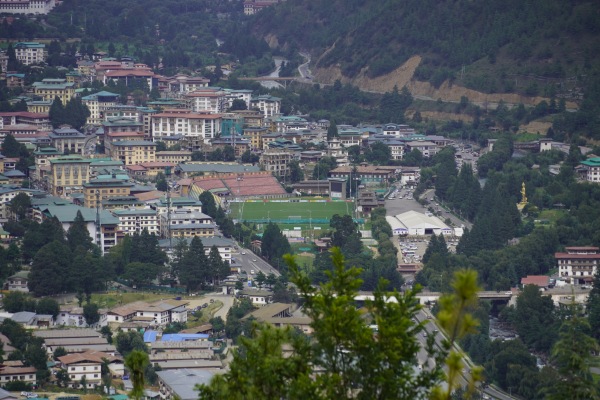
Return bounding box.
[185,171,288,202]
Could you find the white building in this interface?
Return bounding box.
[250,95,281,118]
[390,210,452,236]
[57,351,122,389]
[184,89,227,113]
[0,0,55,14]
[160,210,215,238]
[159,236,234,265]
[102,299,189,327]
[0,186,41,219]
[112,208,159,236]
[151,111,222,144]
[382,123,415,137]
[14,42,46,65]
[81,91,120,125]
[555,246,600,285]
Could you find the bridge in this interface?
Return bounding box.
[354,291,513,305]
[238,77,297,81]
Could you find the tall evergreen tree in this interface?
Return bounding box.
[179,236,209,292]
[587,269,600,341]
[326,120,338,140]
[199,191,218,218]
[29,241,72,296]
[2,134,21,157]
[546,307,600,400]
[49,97,66,128]
[208,245,229,286]
[67,211,93,252]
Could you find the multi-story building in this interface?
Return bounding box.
[83,176,134,209]
[166,75,210,95]
[382,123,416,137]
[48,156,92,196]
[101,117,144,137]
[57,351,120,389]
[156,151,192,164]
[235,109,264,128]
[103,67,158,90]
[211,136,251,157]
[329,166,396,187]
[151,110,222,144]
[32,202,120,253]
[0,111,50,131]
[404,140,439,158]
[0,364,37,386]
[104,131,146,157]
[0,0,55,14]
[26,99,52,115]
[14,42,46,64]
[259,149,294,178]
[112,208,159,236]
[125,162,175,178]
[224,89,253,109]
[110,140,156,166]
[152,197,204,216]
[159,236,234,265]
[555,246,600,285]
[32,79,75,103]
[160,210,215,238]
[580,157,600,183]
[250,95,281,118]
[243,127,269,151]
[271,115,308,133]
[81,91,120,125]
[103,299,189,327]
[184,89,227,113]
[367,134,405,161]
[0,186,41,219]
[49,127,87,154]
[243,0,280,15]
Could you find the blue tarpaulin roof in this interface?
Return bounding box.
[161,333,209,341]
[143,331,158,343]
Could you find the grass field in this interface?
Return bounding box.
[90,292,169,309]
[230,199,354,222]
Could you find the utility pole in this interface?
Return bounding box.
[165,166,173,249]
[95,189,101,248]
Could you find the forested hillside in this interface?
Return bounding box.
[254,0,600,97]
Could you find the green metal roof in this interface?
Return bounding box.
[111,140,155,146]
[581,157,600,167]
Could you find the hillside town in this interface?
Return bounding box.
[1,0,600,399]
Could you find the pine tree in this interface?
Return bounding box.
[49,97,66,128]
[67,211,93,252]
[179,236,209,292]
[2,134,21,157]
[326,120,338,140]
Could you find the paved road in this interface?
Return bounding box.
[187,293,235,320]
[385,186,472,230]
[298,52,313,82]
[233,247,280,278]
[415,308,517,400]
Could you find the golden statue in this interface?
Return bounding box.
[517,181,528,211]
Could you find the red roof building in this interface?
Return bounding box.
[520,275,550,287]
[555,246,600,285]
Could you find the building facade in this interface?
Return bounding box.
[555,246,600,285]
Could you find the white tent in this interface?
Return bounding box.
[394,210,450,236]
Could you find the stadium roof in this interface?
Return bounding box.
[394,210,449,230]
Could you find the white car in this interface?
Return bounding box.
[250,270,255,275]
[241,251,246,255]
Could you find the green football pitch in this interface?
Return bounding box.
[229,200,354,222]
